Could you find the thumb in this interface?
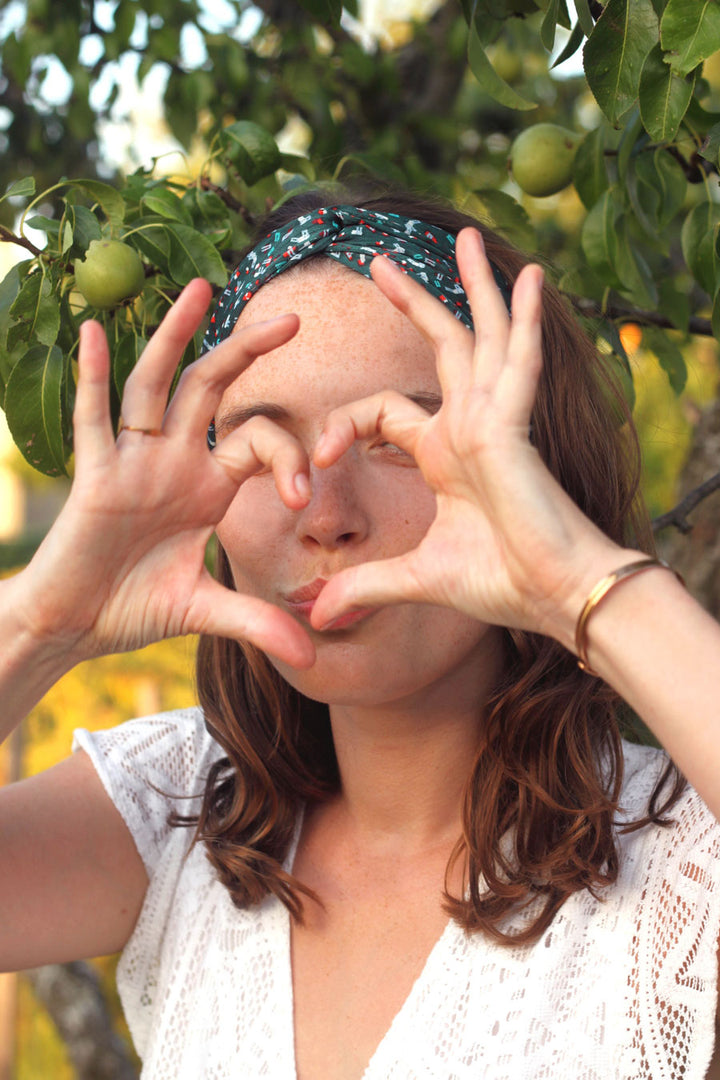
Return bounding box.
[191,577,316,669]
[311,553,425,631]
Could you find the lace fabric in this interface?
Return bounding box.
[73,709,720,1079]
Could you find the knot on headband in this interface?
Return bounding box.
[202,204,512,353]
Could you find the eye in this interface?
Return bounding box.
[370,440,415,465]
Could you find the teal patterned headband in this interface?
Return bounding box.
[202,204,512,353]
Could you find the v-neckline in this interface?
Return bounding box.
[280,809,457,1080]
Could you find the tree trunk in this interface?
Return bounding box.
[657,395,720,620]
[24,963,138,1080]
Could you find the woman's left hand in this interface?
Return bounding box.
[310,228,631,646]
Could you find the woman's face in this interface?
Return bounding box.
[215,263,504,709]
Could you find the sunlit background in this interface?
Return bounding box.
[0,0,718,1075]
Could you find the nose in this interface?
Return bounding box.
[295,455,370,550]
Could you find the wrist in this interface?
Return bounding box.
[0,569,82,685]
[539,546,646,657]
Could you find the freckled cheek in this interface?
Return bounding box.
[379,473,437,553]
[216,476,289,591]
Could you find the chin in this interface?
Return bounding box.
[268,609,503,712]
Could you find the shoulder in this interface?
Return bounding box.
[73,706,223,789]
[72,707,225,876]
[616,738,720,909]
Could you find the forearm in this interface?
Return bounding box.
[0,570,79,742]
[556,563,720,820]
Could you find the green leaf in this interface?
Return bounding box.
[660,0,720,76]
[25,215,60,240]
[5,344,67,476]
[573,0,595,37]
[573,126,616,209]
[627,146,686,241]
[682,199,720,295]
[639,42,696,140]
[61,219,73,255]
[297,0,342,22]
[279,153,317,181]
[219,121,282,187]
[541,0,559,49]
[166,225,228,287]
[74,180,126,227]
[141,188,193,225]
[583,0,660,125]
[559,264,609,303]
[471,189,535,249]
[541,0,571,49]
[641,324,687,393]
[595,319,629,364]
[712,288,720,343]
[67,204,103,255]
[127,219,172,275]
[615,108,644,181]
[2,177,35,202]
[113,331,148,399]
[658,279,690,332]
[699,121,720,166]
[683,95,720,138]
[644,146,686,227]
[552,20,585,67]
[613,216,658,306]
[581,189,625,288]
[467,25,536,110]
[9,271,61,348]
[0,265,23,398]
[597,348,636,418]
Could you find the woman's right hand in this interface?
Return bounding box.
[11,279,315,672]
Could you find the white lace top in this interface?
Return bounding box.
[73,708,720,1079]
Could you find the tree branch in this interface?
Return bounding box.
[0,223,43,257]
[652,471,720,534]
[572,297,714,337]
[25,963,138,1079]
[198,178,256,227]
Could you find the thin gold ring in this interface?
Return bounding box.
[118,419,164,437]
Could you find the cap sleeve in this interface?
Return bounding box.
[72,708,223,879]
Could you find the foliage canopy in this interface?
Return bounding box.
[0,0,719,475]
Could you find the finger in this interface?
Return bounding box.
[313,390,430,469]
[369,256,474,394]
[455,229,511,388]
[120,278,213,427]
[73,320,116,464]
[310,553,426,631]
[164,313,301,442]
[190,576,315,669]
[213,415,311,508]
[495,265,544,428]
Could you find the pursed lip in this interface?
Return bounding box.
[283,577,329,606]
[282,577,373,630]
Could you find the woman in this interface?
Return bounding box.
[1,188,719,1079]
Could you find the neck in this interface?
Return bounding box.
[326,634,505,853]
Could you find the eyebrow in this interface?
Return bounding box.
[214,390,443,437]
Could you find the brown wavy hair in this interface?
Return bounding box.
[175,185,685,944]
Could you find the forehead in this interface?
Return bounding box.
[222,261,439,412]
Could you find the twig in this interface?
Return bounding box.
[652,471,720,534]
[0,223,43,257]
[198,178,256,227]
[665,145,715,183]
[572,297,714,338]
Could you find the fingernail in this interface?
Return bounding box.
[294,472,311,499]
[381,257,402,274]
[314,431,329,458]
[474,229,486,253]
